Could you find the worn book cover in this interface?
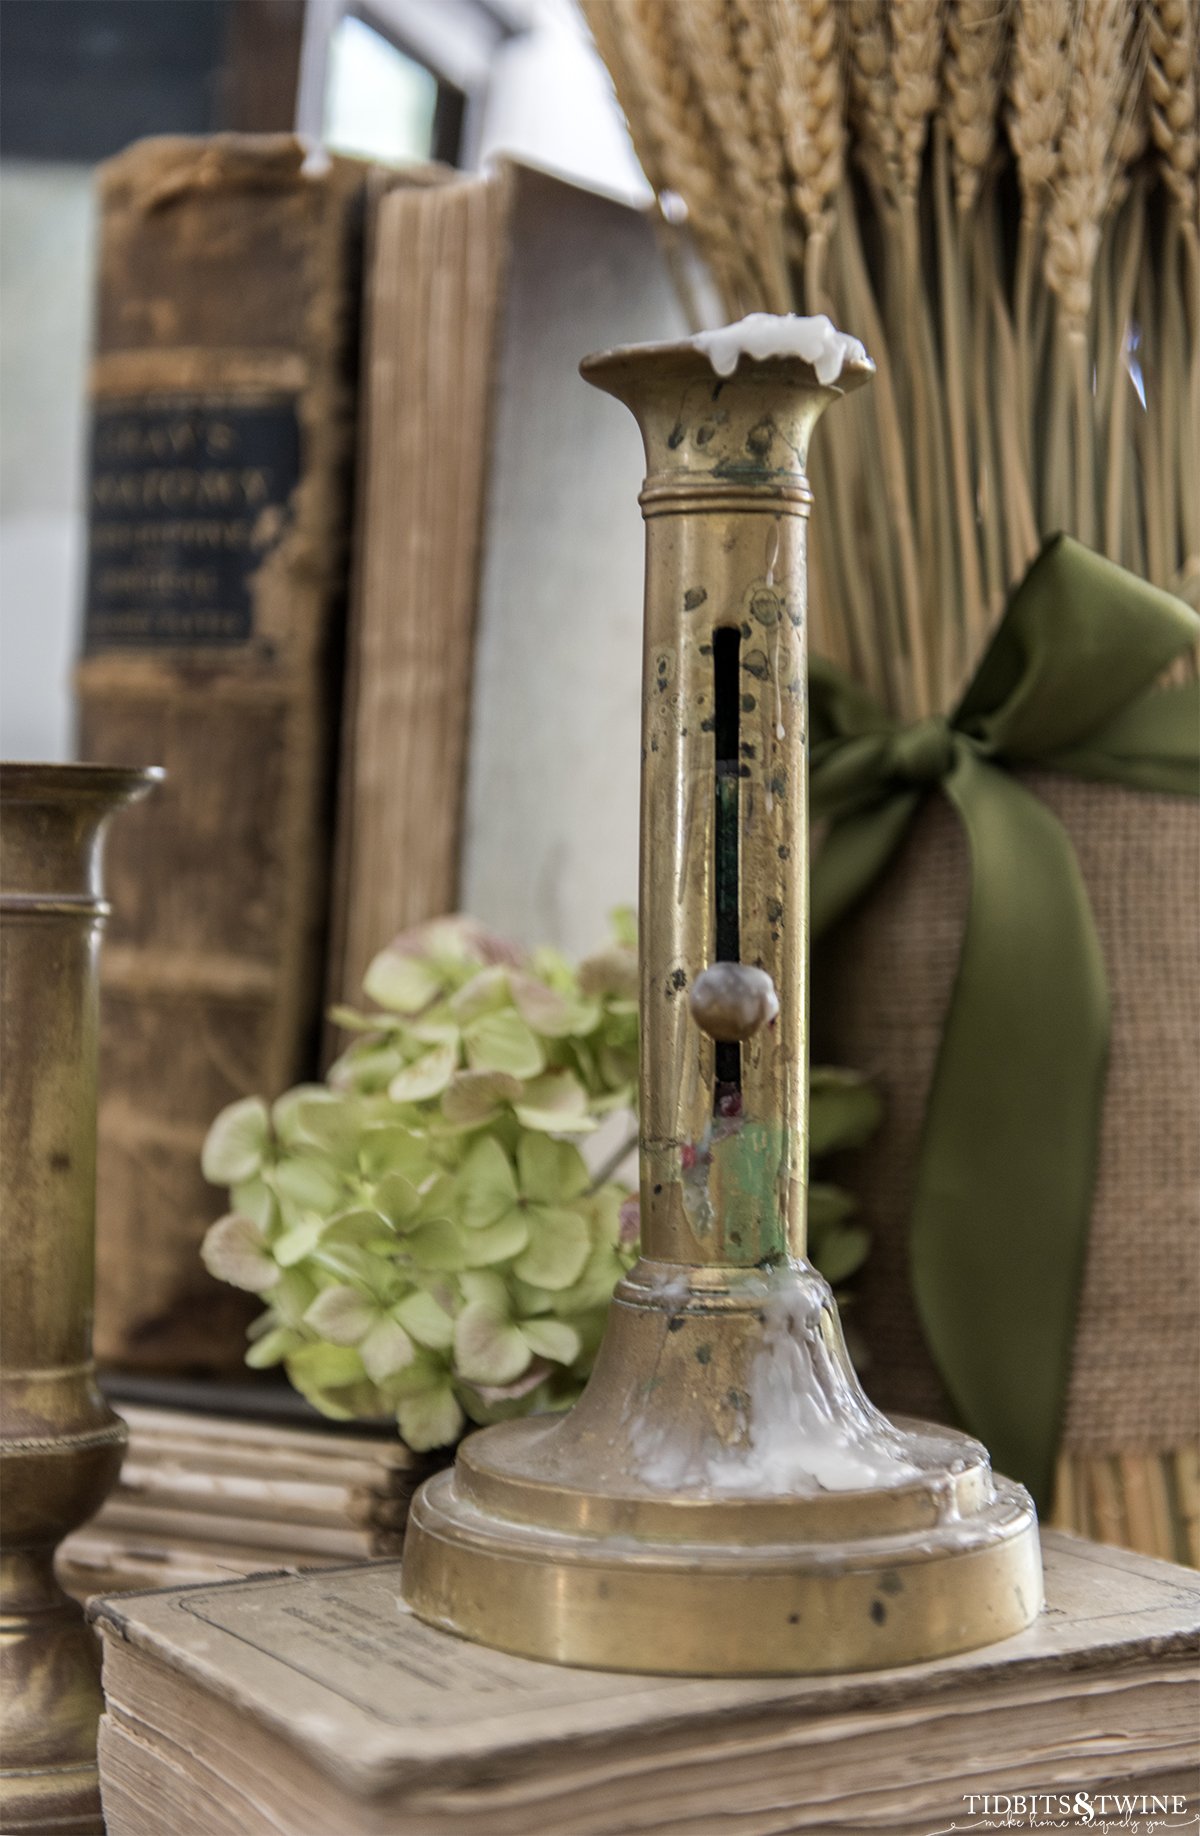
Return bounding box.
[326,160,688,1015]
[91,1533,1199,1835]
[76,136,389,1370]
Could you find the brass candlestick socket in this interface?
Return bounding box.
[401,335,1042,1674]
[1,762,162,1833]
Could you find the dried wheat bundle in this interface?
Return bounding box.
[581,0,1200,719]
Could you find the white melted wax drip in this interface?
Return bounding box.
[692,312,873,386]
[630,1275,920,1497]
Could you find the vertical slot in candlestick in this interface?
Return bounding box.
[712,625,741,1106]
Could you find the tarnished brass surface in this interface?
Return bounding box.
[402,338,1043,1674]
[1,763,161,1832]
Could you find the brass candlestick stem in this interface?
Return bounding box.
[402,337,1041,1674]
[1,763,161,1834]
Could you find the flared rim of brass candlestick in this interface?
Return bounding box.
[0,760,166,794]
[401,331,1042,1676]
[579,335,878,393]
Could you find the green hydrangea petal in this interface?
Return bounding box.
[457,1137,519,1229]
[244,1325,300,1368]
[271,1086,338,1146]
[519,1317,582,1366]
[440,1070,522,1131]
[457,1270,508,1310]
[322,1208,394,1247]
[326,1004,385,1033]
[513,1071,595,1134]
[303,1283,376,1344]
[202,1097,270,1185]
[362,947,442,1014]
[463,1009,546,1079]
[454,1300,531,1385]
[456,1216,530,1267]
[578,946,639,1001]
[272,1213,328,1268]
[408,1220,471,1272]
[387,1040,458,1103]
[229,1176,274,1233]
[372,1172,421,1227]
[361,1316,417,1383]
[509,1277,556,1317]
[285,1343,370,1419]
[394,1289,455,1351]
[329,1042,403,1094]
[201,1213,278,1292]
[272,1156,345,1215]
[510,973,601,1039]
[449,965,510,1024]
[517,1134,590,1204]
[513,1207,590,1290]
[269,1269,318,1327]
[550,1241,624,1314]
[359,1125,432,1184]
[396,1382,465,1451]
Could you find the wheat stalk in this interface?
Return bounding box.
[1044,0,1128,328]
[1147,0,1200,223]
[944,0,1011,210]
[730,0,790,245]
[1009,0,1075,223]
[845,0,900,200]
[672,0,791,309]
[890,0,947,205]
[766,0,846,309]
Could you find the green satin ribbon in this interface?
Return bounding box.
[809,535,1200,1507]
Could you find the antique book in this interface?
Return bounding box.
[75,137,431,1371]
[92,1533,1198,1836]
[58,1394,426,1602]
[326,159,686,1009]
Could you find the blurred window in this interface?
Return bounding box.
[324,15,439,164]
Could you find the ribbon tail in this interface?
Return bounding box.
[810,791,922,941]
[908,752,1109,1509]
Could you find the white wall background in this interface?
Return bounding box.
[0,161,96,760]
[473,0,647,203]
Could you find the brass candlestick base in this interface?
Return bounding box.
[405,1260,1040,1673]
[1,763,161,1832]
[402,331,1042,1674]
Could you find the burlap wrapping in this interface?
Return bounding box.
[813,771,1199,1455]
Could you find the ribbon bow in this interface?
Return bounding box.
[809,535,1200,1507]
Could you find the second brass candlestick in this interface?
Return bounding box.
[1,762,162,1831]
[402,328,1042,1675]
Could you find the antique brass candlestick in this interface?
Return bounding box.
[1,763,161,1833]
[402,333,1042,1674]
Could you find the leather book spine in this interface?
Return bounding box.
[76,135,365,1370]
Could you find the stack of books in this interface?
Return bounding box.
[58,1387,429,1601]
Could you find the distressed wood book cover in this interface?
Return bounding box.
[76,135,368,1371]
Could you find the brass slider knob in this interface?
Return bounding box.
[689,962,780,1042]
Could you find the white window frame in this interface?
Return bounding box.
[297,0,533,163]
